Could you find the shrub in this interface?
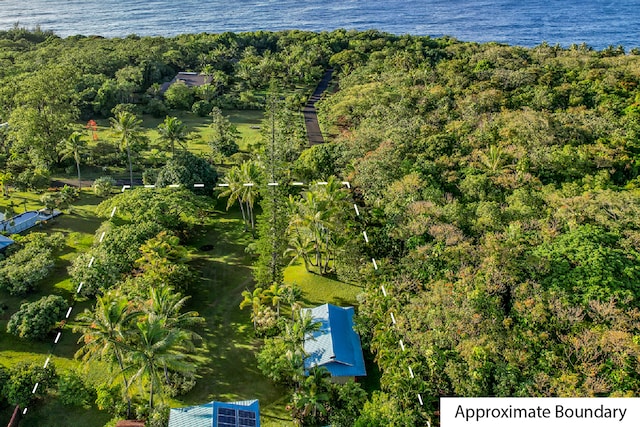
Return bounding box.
[146,98,168,118]
[93,176,116,197]
[95,383,127,416]
[142,168,159,185]
[0,232,64,295]
[164,81,194,110]
[164,371,196,397]
[192,100,213,117]
[58,370,95,407]
[7,295,68,340]
[2,362,57,407]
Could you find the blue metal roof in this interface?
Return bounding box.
[168,400,260,427]
[0,235,14,250]
[302,304,367,377]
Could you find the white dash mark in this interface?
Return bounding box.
[418,394,424,406]
[381,285,387,297]
[43,356,50,369]
[342,181,351,188]
[193,183,205,188]
[317,181,328,185]
[168,184,180,188]
[54,332,61,344]
[399,339,405,351]
[110,207,117,218]
[390,312,396,324]
[76,282,84,293]
[409,366,415,378]
[65,307,73,319]
[372,258,378,270]
[292,182,304,186]
[218,183,230,187]
[362,231,369,243]
[88,257,95,268]
[22,408,27,415]
[32,382,39,394]
[144,184,156,188]
[243,183,254,187]
[99,231,106,243]
[267,182,279,186]
[353,204,360,216]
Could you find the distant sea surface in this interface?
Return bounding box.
[0,0,638,49]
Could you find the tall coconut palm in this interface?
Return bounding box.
[239,160,261,232]
[157,116,188,155]
[219,160,261,232]
[73,290,142,417]
[147,283,204,351]
[219,166,248,229]
[110,111,143,187]
[125,317,194,410]
[60,131,87,189]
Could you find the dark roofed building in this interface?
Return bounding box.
[302,303,366,383]
[160,72,211,93]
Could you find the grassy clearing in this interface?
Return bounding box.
[283,263,363,308]
[177,206,292,426]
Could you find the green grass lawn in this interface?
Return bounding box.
[177,206,292,426]
[283,263,363,308]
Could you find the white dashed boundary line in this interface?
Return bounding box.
[25,207,118,417]
[25,178,424,416]
[350,182,424,409]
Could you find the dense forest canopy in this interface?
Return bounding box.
[1,26,640,426]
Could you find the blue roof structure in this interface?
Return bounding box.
[168,400,260,427]
[302,303,367,377]
[0,235,14,250]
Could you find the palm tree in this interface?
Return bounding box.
[73,290,142,417]
[126,317,194,410]
[60,131,87,189]
[110,111,143,187]
[262,282,285,317]
[219,166,248,230]
[147,283,204,351]
[292,366,331,423]
[287,177,349,275]
[239,160,261,232]
[219,160,261,232]
[157,116,188,155]
[239,287,264,330]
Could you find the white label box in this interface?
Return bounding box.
[441,397,640,426]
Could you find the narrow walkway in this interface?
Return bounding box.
[303,69,333,146]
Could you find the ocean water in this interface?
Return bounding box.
[0,0,638,49]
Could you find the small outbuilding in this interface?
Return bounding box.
[302,303,367,383]
[168,399,260,427]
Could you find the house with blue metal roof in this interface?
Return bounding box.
[302,303,366,382]
[168,399,259,427]
[0,235,14,250]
